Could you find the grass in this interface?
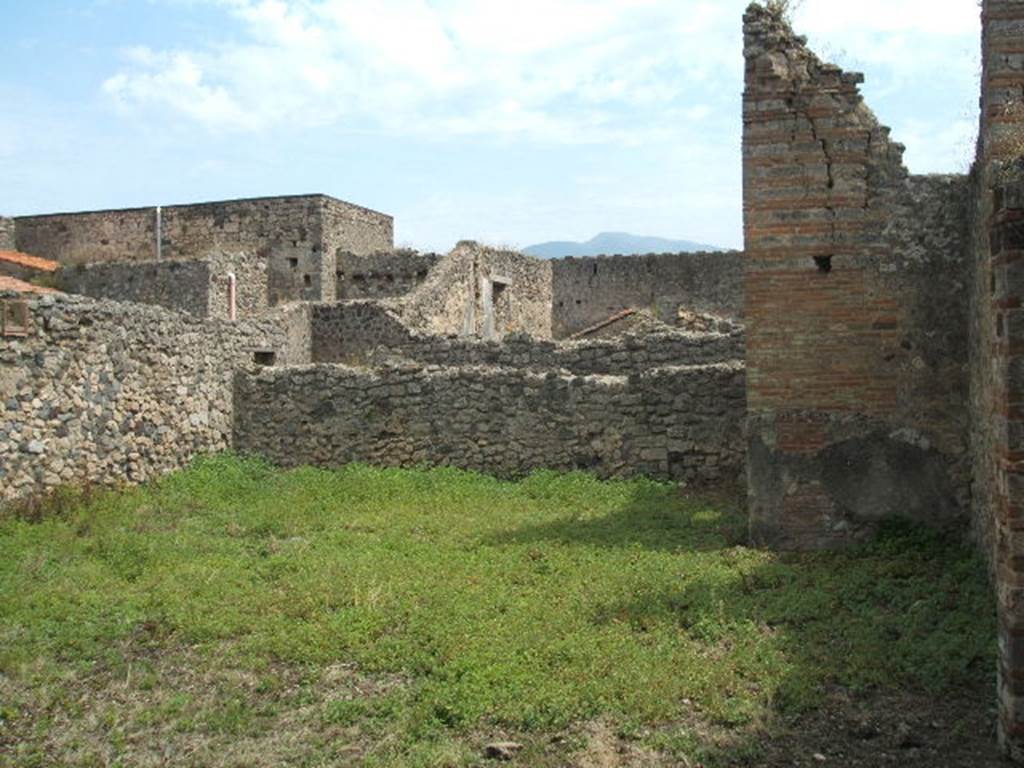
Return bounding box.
[0,456,996,766]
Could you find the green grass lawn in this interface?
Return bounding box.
[0,456,996,766]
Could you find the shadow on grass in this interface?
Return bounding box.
[488,480,749,553]
[496,479,1000,765]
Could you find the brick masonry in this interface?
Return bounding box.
[971,0,1024,758]
[742,5,971,550]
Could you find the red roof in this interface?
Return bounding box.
[0,276,60,294]
[0,250,60,273]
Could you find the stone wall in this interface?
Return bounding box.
[234,361,746,484]
[309,300,743,374]
[968,0,1024,758]
[742,5,971,550]
[0,292,287,502]
[550,251,744,338]
[0,217,15,250]
[401,241,553,339]
[14,195,393,307]
[58,259,212,316]
[336,250,442,300]
[206,251,270,320]
[320,197,395,301]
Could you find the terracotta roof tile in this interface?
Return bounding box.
[0,276,60,294]
[0,250,60,272]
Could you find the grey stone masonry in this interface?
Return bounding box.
[309,300,744,374]
[0,217,14,250]
[550,251,744,338]
[233,361,746,485]
[337,250,442,300]
[0,292,287,502]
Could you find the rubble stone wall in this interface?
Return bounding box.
[550,251,744,338]
[234,361,746,485]
[0,293,287,502]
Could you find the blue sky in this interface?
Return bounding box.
[0,0,980,252]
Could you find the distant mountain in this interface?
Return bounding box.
[522,232,727,259]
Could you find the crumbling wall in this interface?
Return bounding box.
[58,259,212,316]
[309,300,743,374]
[400,242,553,339]
[742,4,970,550]
[0,217,16,250]
[336,250,442,300]
[0,292,287,502]
[550,251,744,338]
[234,361,746,484]
[968,0,1024,758]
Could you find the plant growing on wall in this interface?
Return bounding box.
[765,0,805,22]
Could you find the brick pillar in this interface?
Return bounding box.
[976,0,1024,758]
[742,4,922,549]
[995,182,1024,759]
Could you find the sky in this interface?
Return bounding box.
[0,0,981,252]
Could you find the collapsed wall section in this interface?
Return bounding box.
[550,251,743,338]
[309,300,743,374]
[400,241,553,339]
[742,5,971,549]
[0,293,287,502]
[234,361,745,484]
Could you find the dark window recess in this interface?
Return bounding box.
[814,255,833,273]
[303,274,312,287]
[254,351,276,366]
[592,263,598,276]
[385,274,395,283]
[353,274,367,283]
[416,270,428,279]
[288,257,299,269]
[1,300,30,337]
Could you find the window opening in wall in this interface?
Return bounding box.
[1,300,29,337]
[254,351,276,366]
[288,257,299,269]
[303,274,313,287]
[813,255,832,273]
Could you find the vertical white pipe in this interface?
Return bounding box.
[227,272,237,322]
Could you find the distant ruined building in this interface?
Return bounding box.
[1,0,1023,757]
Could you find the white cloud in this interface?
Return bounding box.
[102,0,741,141]
[101,0,980,170]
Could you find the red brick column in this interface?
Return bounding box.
[994,182,1024,759]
